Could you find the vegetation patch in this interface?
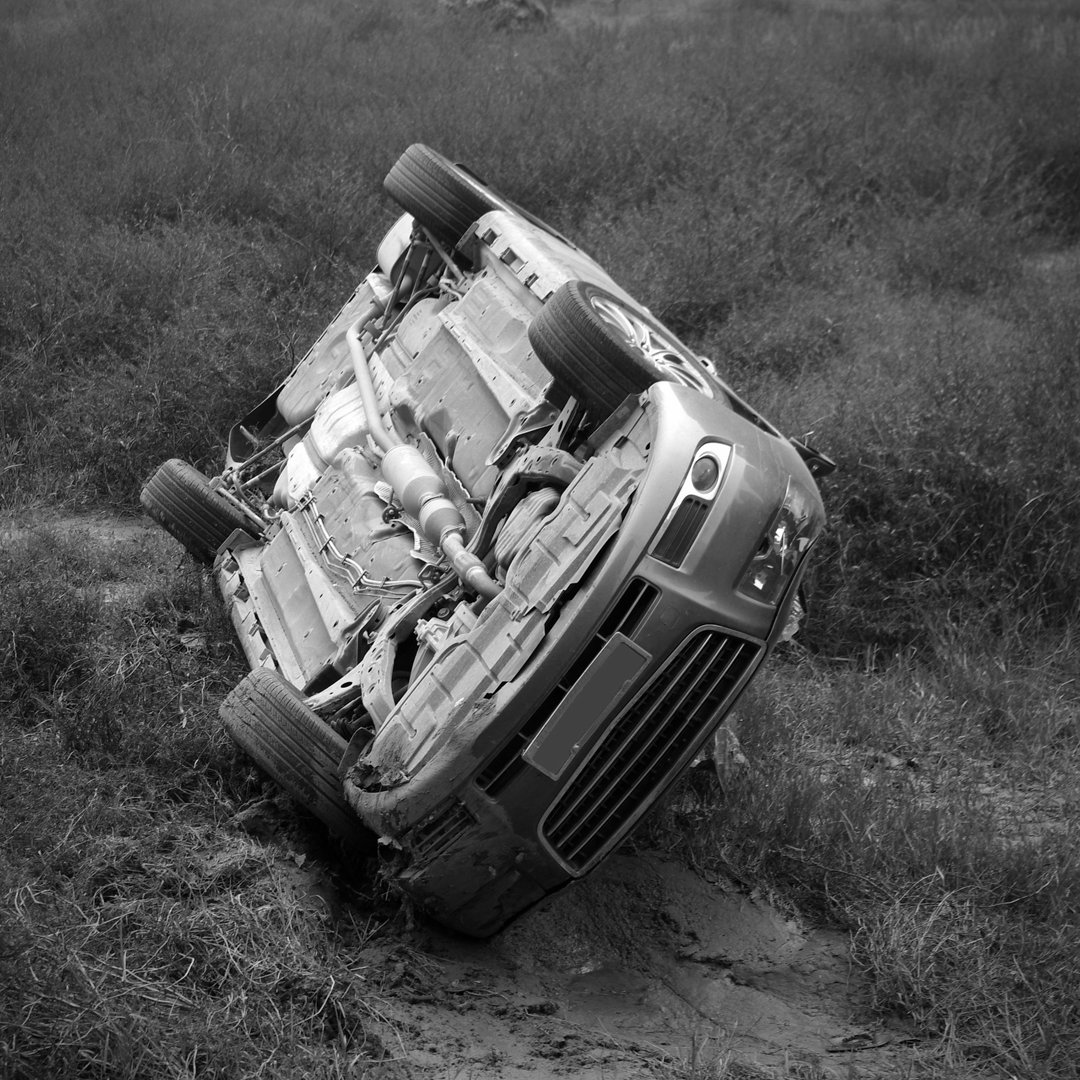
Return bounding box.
[2,0,1079,1076]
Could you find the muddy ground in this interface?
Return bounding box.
[220,769,921,1080]
[266,837,922,1080]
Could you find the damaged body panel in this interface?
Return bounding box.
[141,145,832,936]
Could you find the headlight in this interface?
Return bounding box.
[650,442,731,567]
[738,478,819,605]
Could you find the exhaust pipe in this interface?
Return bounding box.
[346,315,502,600]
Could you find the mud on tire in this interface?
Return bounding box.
[140,458,252,564]
[528,280,717,418]
[221,668,371,851]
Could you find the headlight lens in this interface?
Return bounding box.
[738,479,819,605]
[690,454,721,492]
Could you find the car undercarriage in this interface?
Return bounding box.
[142,144,831,935]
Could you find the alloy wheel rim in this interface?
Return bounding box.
[590,295,714,397]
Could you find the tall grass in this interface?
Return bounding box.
[654,638,1080,1076]
[0,523,404,1077]
[0,523,241,758]
[3,0,1080,1076]
[4,0,1079,649]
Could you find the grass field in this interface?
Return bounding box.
[3,0,1079,1076]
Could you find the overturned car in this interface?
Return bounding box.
[142,145,832,937]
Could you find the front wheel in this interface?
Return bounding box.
[140,458,253,564]
[221,668,372,852]
[527,281,717,418]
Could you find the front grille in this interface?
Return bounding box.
[542,629,761,872]
[474,578,659,797]
[407,800,476,861]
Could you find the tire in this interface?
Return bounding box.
[140,458,253,564]
[221,668,371,851]
[383,143,516,247]
[528,281,717,417]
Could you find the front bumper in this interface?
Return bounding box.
[342,382,822,935]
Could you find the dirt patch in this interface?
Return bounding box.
[227,800,924,1078]
[552,0,904,29]
[0,509,154,546]
[0,510,173,606]
[353,852,920,1078]
[236,782,922,1078]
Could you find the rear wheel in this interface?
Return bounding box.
[140,458,252,564]
[528,280,717,417]
[221,668,371,851]
[383,143,515,248]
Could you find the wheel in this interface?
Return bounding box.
[140,458,253,564]
[221,668,372,851]
[528,281,717,417]
[383,143,517,247]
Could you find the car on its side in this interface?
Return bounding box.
[142,144,832,936]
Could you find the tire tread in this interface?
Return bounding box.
[221,668,370,850]
[528,283,655,416]
[383,143,501,246]
[141,459,251,563]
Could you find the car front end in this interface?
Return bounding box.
[342,380,823,935]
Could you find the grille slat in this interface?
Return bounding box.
[698,642,745,705]
[542,630,760,871]
[597,577,658,639]
[408,801,476,860]
[543,635,712,839]
[577,640,724,823]
[560,640,746,863]
[546,636,722,854]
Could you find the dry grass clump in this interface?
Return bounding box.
[0,523,242,762]
[854,884,1079,1077]
[1,803,394,1079]
[0,524,405,1079]
[652,633,1080,1078]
